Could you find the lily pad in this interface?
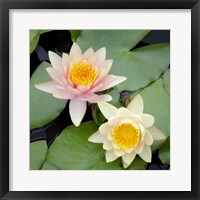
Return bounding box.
[44,121,147,170]
[41,162,60,170]
[76,30,151,58]
[69,30,81,42]
[158,137,170,164]
[128,156,148,170]
[30,140,48,170]
[30,61,67,129]
[113,44,170,91]
[140,79,170,151]
[30,30,52,53]
[163,69,170,96]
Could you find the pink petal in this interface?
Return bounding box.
[95,47,106,61]
[69,43,82,57]
[82,48,95,60]
[62,53,71,76]
[98,75,127,91]
[35,81,62,94]
[69,99,87,127]
[46,67,67,87]
[83,94,112,103]
[88,55,98,66]
[72,54,82,63]
[98,60,113,77]
[48,51,63,71]
[67,85,81,95]
[89,82,103,93]
[53,89,75,100]
[77,85,91,92]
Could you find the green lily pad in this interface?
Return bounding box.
[76,30,151,58]
[75,30,170,91]
[30,30,52,53]
[113,44,170,91]
[30,61,66,129]
[128,156,148,170]
[158,137,170,164]
[108,87,122,108]
[44,121,147,170]
[69,30,81,42]
[30,140,48,170]
[163,69,170,96]
[41,162,60,170]
[140,79,170,151]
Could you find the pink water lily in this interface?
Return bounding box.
[35,43,126,126]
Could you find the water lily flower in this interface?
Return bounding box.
[35,43,126,126]
[88,94,166,168]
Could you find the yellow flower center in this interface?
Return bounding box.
[69,61,98,86]
[112,123,140,150]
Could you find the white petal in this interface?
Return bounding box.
[144,130,153,145]
[134,143,144,154]
[122,151,136,165]
[35,81,62,94]
[97,101,117,120]
[98,75,127,91]
[138,123,145,140]
[148,126,166,141]
[99,123,110,134]
[88,131,105,143]
[117,107,133,118]
[127,94,144,115]
[48,51,63,71]
[114,149,125,157]
[69,42,82,57]
[140,114,154,128]
[83,47,94,60]
[122,161,130,169]
[103,139,113,150]
[138,144,152,162]
[95,47,106,61]
[69,99,86,126]
[108,116,123,126]
[125,148,134,153]
[105,150,119,162]
[53,89,75,100]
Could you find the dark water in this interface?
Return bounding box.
[30,30,170,170]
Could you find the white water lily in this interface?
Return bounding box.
[88,94,166,168]
[35,43,126,126]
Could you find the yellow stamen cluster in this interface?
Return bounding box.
[112,123,140,150]
[69,61,98,86]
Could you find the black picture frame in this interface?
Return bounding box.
[0,0,199,199]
